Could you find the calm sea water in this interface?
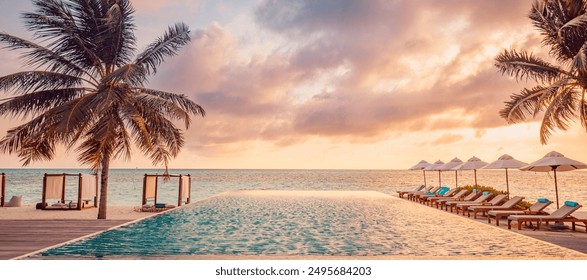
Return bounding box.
[2,168,587,211]
[30,191,585,259]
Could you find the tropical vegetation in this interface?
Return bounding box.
[0,0,205,219]
[495,0,587,144]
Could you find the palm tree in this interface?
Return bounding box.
[495,0,587,144]
[0,0,205,219]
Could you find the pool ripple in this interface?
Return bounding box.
[30,190,587,259]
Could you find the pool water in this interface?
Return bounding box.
[29,191,586,259]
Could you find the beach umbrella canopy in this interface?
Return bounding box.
[482,154,527,199]
[424,160,445,186]
[520,151,587,209]
[409,160,431,186]
[438,158,463,187]
[452,156,488,186]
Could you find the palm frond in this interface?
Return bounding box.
[0,88,86,118]
[134,23,191,75]
[76,109,127,170]
[500,85,558,123]
[0,33,92,79]
[539,86,578,144]
[140,88,206,118]
[23,0,105,75]
[495,49,566,83]
[0,71,82,95]
[100,64,147,87]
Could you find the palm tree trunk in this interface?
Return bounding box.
[97,155,111,219]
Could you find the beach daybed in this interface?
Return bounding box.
[446,191,491,213]
[507,201,586,232]
[487,198,553,226]
[139,174,191,212]
[397,184,425,198]
[455,194,507,215]
[41,173,98,210]
[466,196,524,219]
[0,173,5,207]
[405,185,434,201]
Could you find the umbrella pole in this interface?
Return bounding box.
[454,171,457,188]
[554,167,559,209]
[438,171,441,187]
[474,169,477,186]
[505,168,509,200]
[423,170,427,186]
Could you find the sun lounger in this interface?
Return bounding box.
[456,194,508,215]
[418,186,453,204]
[446,192,492,213]
[466,196,524,219]
[409,186,440,201]
[488,198,552,226]
[430,189,469,208]
[426,189,466,207]
[404,186,433,200]
[508,201,585,231]
[436,190,479,210]
[397,184,425,198]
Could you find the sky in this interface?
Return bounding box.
[1,0,587,170]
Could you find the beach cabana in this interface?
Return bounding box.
[1,173,5,207]
[142,174,191,207]
[41,173,98,210]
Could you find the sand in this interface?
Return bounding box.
[0,205,157,220]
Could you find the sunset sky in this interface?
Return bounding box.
[1,0,587,170]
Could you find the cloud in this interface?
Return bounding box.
[431,133,464,145]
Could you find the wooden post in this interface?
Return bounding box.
[154,176,159,205]
[187,174,191,204]
[61,173,66,203]
[142,174,147,205]
[42,173,47,210]
[178,175,183,206]
[93,173,98,207]
[77,173,83,210]
[1,173,5,207]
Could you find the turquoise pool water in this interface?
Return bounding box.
[28,191,586,259]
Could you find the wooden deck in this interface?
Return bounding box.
[0,219,132,260]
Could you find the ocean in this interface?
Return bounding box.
[2,169,587,212]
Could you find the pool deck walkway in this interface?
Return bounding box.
[0,220,132,260]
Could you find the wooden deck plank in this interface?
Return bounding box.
[0,219,132,260]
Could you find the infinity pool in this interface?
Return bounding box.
[28,191,585,259]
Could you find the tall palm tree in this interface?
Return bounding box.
[0,0,205,219]
[495,0,587,144]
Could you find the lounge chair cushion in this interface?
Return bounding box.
[538,198,549,203]
[565,201,579,207]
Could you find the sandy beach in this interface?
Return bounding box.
[0,205,157,220]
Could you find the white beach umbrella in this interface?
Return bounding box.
[482,154,527,199]
[520,151,587,209]
[409,160,431,186]
[437,158,463,187]
[452,156,488,186]
[424,160,445,186]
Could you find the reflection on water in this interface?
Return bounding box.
[30,191,584,259]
